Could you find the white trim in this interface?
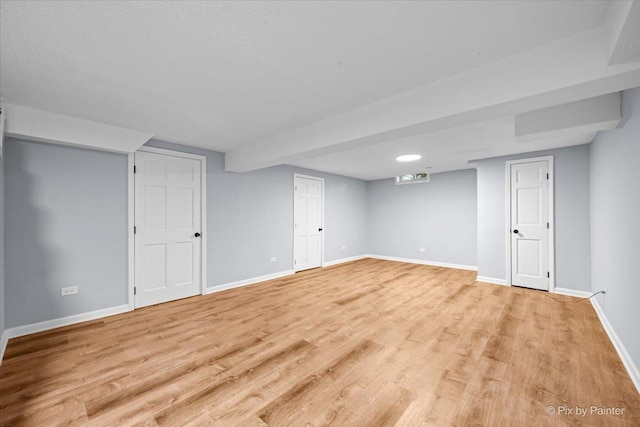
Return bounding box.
[367,254,477,271]
[553,288,591,298]
[205,270,295,295]
[2,305,130,342]
[127,153,135,310]
[505,155,555,291]
[323,255,368,267]
[132,146,208,308]
[293,173,325,272]
[0,329,9,365]
[476,276,508,286]
[137,145,206,161]
[200,156,208,296]
[590,298,640,394]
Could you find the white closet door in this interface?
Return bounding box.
[135,151,202,308]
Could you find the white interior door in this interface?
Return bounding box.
[510,160,549,291]
[294,175,323,272]
[135,151,202,308]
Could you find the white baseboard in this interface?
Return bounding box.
[0,329,9,366]
[590,298,640,394]
[0,304,131,366]
[476,275,508,286]
[6,304,131,340]
[368,254,477,271]
[553,287,592,298]
[205,270,295,295]
[323,254,368,267]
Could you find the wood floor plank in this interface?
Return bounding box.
[1,258,638,426]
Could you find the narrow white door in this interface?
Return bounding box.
[510,160,549,291]
[294,175,323,272]
[135,151,202,308]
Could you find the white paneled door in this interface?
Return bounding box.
[294,175,324,272]
[510,160,549,291]
[135,151,202,308]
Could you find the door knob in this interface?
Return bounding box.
[195,232,201,238]
[513,229,519,234]
[318,228,323,231]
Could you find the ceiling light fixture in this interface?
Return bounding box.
[396,154,422,162]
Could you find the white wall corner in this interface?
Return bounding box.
[590,298,640,394]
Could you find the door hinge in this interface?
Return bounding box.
[295,185,297,191]
[547,222,549,229]
[134,226,137,234]
[546,173,549,179]
[294,260,297,265]
[134,165,137,174]
[134,287,137,295]
[547,272,550,278]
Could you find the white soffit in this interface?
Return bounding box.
[515,93,621,143]
[607,0,640,65]
[3,104,153,153]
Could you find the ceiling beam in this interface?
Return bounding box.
[515,92,621,143]
[225,28,640,173]
[3,104,153,153]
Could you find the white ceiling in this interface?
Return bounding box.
[1,1,639,180]
[292,117,597,181]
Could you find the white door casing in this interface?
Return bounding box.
[134,149,204,308]
[508,158,552,291]
[294,174,324,272]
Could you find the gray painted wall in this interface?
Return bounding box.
[4,139,128,328]
[1,120,614,336]
[145,140,368,287]
[2,137,367,329]
[0,149,5,340]
[590,87,640,369]
[368,169,477,267]
[475,144,591,291]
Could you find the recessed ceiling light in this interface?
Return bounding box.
[396,154,422,162]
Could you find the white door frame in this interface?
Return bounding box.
[293,173,325,271]
[128,146,207,309]
[505,155,555,291]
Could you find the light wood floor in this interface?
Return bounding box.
[1,259,638,426]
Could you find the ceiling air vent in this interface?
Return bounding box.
[395,173,430,185]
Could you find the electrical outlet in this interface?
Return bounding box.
[419,248,426,252]
[270,256,277,263]
[61,286,78,296]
